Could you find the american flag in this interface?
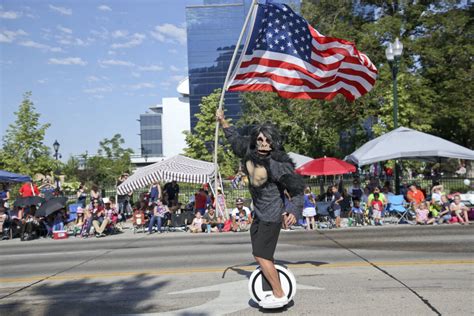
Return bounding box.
[227,2,378,101]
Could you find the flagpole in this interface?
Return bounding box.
[213,0,258,217]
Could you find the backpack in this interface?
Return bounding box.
[222,219,232,232]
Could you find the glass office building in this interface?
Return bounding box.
[140,109,163,157]
[186,0,300,129]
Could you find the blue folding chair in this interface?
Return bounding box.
[386,195,411,224]
[67,203,81,223]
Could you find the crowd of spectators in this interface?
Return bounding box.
[1,174,471,242]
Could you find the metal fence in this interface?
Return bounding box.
[64,176,473,207]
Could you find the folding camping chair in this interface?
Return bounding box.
[386,195,412,224]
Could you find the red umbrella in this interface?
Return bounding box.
[296,157,356,176]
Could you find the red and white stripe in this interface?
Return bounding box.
[228,25,378,101]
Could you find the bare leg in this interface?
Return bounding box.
[463,211,469,224]
[255,256,285,298]
[305,217,311,230]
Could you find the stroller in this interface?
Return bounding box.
[315,201,336,229]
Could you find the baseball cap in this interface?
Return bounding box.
[235,197,244,204]
[77,207,84,214]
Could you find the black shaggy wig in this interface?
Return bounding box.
[249,123,284,152]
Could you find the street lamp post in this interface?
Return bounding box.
[385,37,403,194]
[53,140,61,192]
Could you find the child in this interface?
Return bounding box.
[450,194,469,225]
[437,195,452,224]
[73,207,85,236]
[238,208,250,232]
[416,201,435,225]
[189,211,203,233]
[303,187,317,231]
[349,199,364,226]
[371,193,383,226]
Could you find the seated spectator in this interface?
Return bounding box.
[370,192,384,226]
[437,195,452,224]
[416,202,435,225]
[407,184,425,207]
[349,199,364,226]
[431,185,444,205]
[231,198,252,232]
[148,200,169,234]
[202,205,224,232]
[189,211,203,233]
[73,207,85,236]
[450,194,469,225]
[20,205,41,241]
[81,208,93,237]
[103,198,118,224]
[92,205,109,238]
[52,210,66,231]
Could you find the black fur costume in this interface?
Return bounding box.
[224,123,305,223]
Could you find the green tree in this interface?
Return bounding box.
[239,1,473,159]
[183,90,238,177]
[86,134,133,187]
[0,92,56,175]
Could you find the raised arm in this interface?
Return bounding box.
[216,109,249,158]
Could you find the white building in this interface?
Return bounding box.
[132,78,190,168]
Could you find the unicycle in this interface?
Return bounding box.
[248,264,296,307]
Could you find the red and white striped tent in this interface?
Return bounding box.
[117,155,218,195]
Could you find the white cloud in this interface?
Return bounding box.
[83,86,112,94]
[57,25,72,34]
[0,9,22,19]
[111,30,128,38]
[111,33,145,49]
[86,75,100,82]
[170,75,185,82]
[131,72,141,78]
[49,4,72,16]
[90,27,109,40]
[48,57,87,66]
[99,59,135,67]
[169,65,180,72]
[37,79,48,84]
[19,40,63,52]
[97,5,112,11]
[168,48,178,54]
[0,29,28,43]
[138,64,163,72]
[150,23,186,45]
[128,82,155,90]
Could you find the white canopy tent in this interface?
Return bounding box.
[345,127,474,166]
[117,155,220,195]
[288,152,313,169]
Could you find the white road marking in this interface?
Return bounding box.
[126,279,323,315]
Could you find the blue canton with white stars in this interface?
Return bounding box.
[246,3,313,62]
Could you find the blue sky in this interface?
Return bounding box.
[1,0,201,160]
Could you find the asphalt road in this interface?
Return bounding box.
[0,224,473,316]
